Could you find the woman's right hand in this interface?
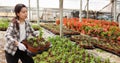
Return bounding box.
[15,41,26,51]
[17,42,26,51]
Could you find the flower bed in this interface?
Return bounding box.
[40,23,80,36]
[70,35,94,49]
[33,36,110,63]
[92,38,120,56]
[70,33,120,56]
[56,18,120,56]
[0,18,9,31]
[32,24,40,31]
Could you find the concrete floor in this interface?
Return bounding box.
[0,31,6,63]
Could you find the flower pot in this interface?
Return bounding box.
[45,42,51,48]
[27,44,39,53]
[39,46,45,51]
[22,40,39,53]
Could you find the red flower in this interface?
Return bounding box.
[117,36,120,41]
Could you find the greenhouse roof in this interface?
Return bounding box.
[0,0,119,11]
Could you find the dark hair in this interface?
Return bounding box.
[12,4,27,30]
[14,4,27,19]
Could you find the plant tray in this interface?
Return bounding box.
[22,39,51,54]
[93,42,120,57]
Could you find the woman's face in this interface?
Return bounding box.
[17,7,28,21]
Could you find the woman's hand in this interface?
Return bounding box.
[15,40,26,51]
[17,42,26,51]
[14,40,19,46]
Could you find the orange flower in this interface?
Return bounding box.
[56,19,60,25]
[117,36,120,41]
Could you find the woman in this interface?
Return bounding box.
[4,4,38,63]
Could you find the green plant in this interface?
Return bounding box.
[95,57,102,63]
[38,27,43,38]
[33,36,111,63]
[33,42,38,47]
[32,24,39,30]
[90,57,95,63]
[85,57,89,63]
[104,58,110,63]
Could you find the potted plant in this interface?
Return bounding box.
[23,26,51,54]
[22,37,40,53]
